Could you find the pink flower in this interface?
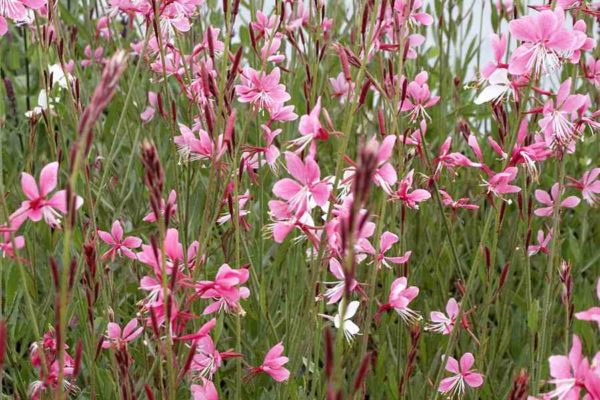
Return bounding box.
[195,264,250,315]
[438,353,484,397]
[391,169,431,209]
[539,79,587,148]
[434,136,481,178]
[10,162,83,228]
[439,190,479,212]
[253,342,290,382]
[373,136,398,194]
[174,123,225,163]
[534,183,580,217]
[508,7,577,76]
[426,298,459,335]
[191,379,219,400]
[481,33,508,79]
[568,168,600,205]
[323,258,359,304]
[386,277,420,323]
[272,152,331,215]
[483,167,521,202]
[528,229,553,256]
[544,335,589,399]
[267,103,298,123]
[235,67,290,111]
[101,318,143,349]
[394,0,433,26]
[143,190,177,223]
[97,220,142,261]
[586,58,600,87]
[140,91,159,123]
[575,279,600,328]
[290,97,329,154]
[0,0,46,36]
[399,72,440,121]
[367,231,411,269]
[329,72,355,104]
[0,225,24,258]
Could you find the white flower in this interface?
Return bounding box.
[474,68,511,105]
[320,300,361,342]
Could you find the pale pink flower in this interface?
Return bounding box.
[481,33,508,80]
[289,97,329,154]
[575,279,600,328]
[393,0,433,26]
[567,168,600,205]
[586,58,600,87]
[235,67,290,111]
[251,10,277,36]
[191,379,218,400]
[399,72,440,121]
[0,230,24,258]
[391,169,431,209]
[174,123,225,163]
[544,335,589,399]
[528,229,553,256]
[434,136,481,177]
[438,353,484,397]
[143,190,177,223]
[539,79,587,148]
[0,0,45,36]
[267,103,298,123]
[253,342,290,382]
[426,298,459,335]
[97,220,142,261]
[329,72,355,104]
[508,7,577,76]
[534,183,580,217]
[323,258,359,304]
[568,20,594,64]
[140,91,159,123]
[195,264,250,315]
[343,136,398,195]
[10,162,83,228]
[101,318,143,349]
[272,152,331,215]
[386,277,420,323]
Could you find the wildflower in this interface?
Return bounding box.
[438,352,484,398]
[426,298,459,335]
[143,190,177,223]
[538,79,587,148]
[272,152,332,216]
[482,167,521,202]
[391,170,431,209]
[439,190,479,211]
[366,231,412,269]
[289,97,329,154]
[383,277,421,323]
[534,183,580,217]
[575,279,600,328]
[527,229,553,256]
[97,220,142,261]
[474,68,511,105]
[249,342,290,382]
[399,72,440,121]
[10,162,83,228]
[101,319,143,349]
[544,335,589,399]
[586,58,600,87]
[0,225,24,258]
[481,33,508,80]
[174,123,225,163]
[508,7,577,76]
[195,264,250,315]
[140,91,159,123]
[567,168,600,206]
[191,378,219,400]
[320,300,361,343]
[323,258,359,304]
[0,0,46,36]
[190,334,240,378]
[329,72,355,104]
[235,67,290,111]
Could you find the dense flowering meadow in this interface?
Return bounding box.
[0,0,599,398]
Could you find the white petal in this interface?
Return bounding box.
[474,85,507,105]
[344,301,360,320]
[488,68,509,86]
[344,321,360,336]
